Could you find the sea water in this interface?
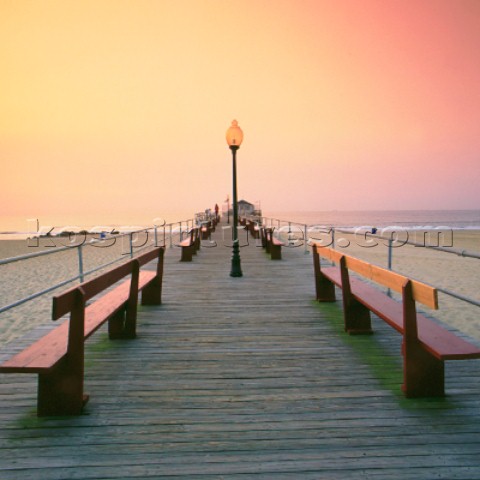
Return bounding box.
[1,210,479,346]
[263,209,480,230]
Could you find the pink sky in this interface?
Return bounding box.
[1,0,479,230]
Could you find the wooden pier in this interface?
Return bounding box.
[1,225,480,478]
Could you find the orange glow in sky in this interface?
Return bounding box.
[1,0,479,230]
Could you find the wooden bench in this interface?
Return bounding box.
[0,247,165,416]
[262,227,285,260]
[246,220,260,239]
[312,243,480,398]
[177,228,199,262]
[200,221,212,240]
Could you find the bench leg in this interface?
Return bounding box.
[180,246,193,262]
[271,246,282,260]
[142,279,162,305]
[344,299,373,334]
[108,310,137,339]
[402,340,445,398]
[313,274,336,302]
[340,257,372,334]
[401,280,445,397]
[312,246,336,302]
[315,277,336,302]
[109,309,127,339]
[37,359,88,416]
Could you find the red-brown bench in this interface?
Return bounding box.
[312,243,480,398]
[246,220,260,239]
[0,247,165,416]
[262,227,285,260]
[177,228,199,262]
[200,221,212,240]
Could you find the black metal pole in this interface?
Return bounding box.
[230,145,242,277]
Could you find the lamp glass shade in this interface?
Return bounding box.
[226,120,243,147]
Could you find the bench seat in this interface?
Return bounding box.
[178,238,192,247]
[271,237,285,246]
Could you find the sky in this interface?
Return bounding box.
[1,0,479,230]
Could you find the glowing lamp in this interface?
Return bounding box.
[226,119,244,148]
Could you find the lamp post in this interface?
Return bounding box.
[227,195,230,224]
[226,119,243,277]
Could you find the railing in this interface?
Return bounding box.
[330,227,480,308]
[242,216,311,255]
[0,219,194,316]
[256,216,480,311]
[2,214,478,342]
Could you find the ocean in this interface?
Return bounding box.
[263,209,480,230]
[1,209,479,347]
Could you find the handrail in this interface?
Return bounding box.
[436,287,480,308]
[0,218,194,316]
[242,215,310,254]
[258,215,480,312]
[0,274,82,314]
[332,227,480,261]
[0,242,75,266]
[2,214,478,331]
[255,219,480,261]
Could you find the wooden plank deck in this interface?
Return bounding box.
[1,224,480,478]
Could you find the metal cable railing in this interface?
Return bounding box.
[257,216,480,310]
[0,219,194,315]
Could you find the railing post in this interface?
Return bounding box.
[129,233,134,258]
[286,222,292,246]
[304,224,309,254]
[388,238,393,270]
[169,224,173,248]
[386,238,394,297]
[77,245,84,283]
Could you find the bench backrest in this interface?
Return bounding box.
[313,244,438,309]
[52,247,163,320]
